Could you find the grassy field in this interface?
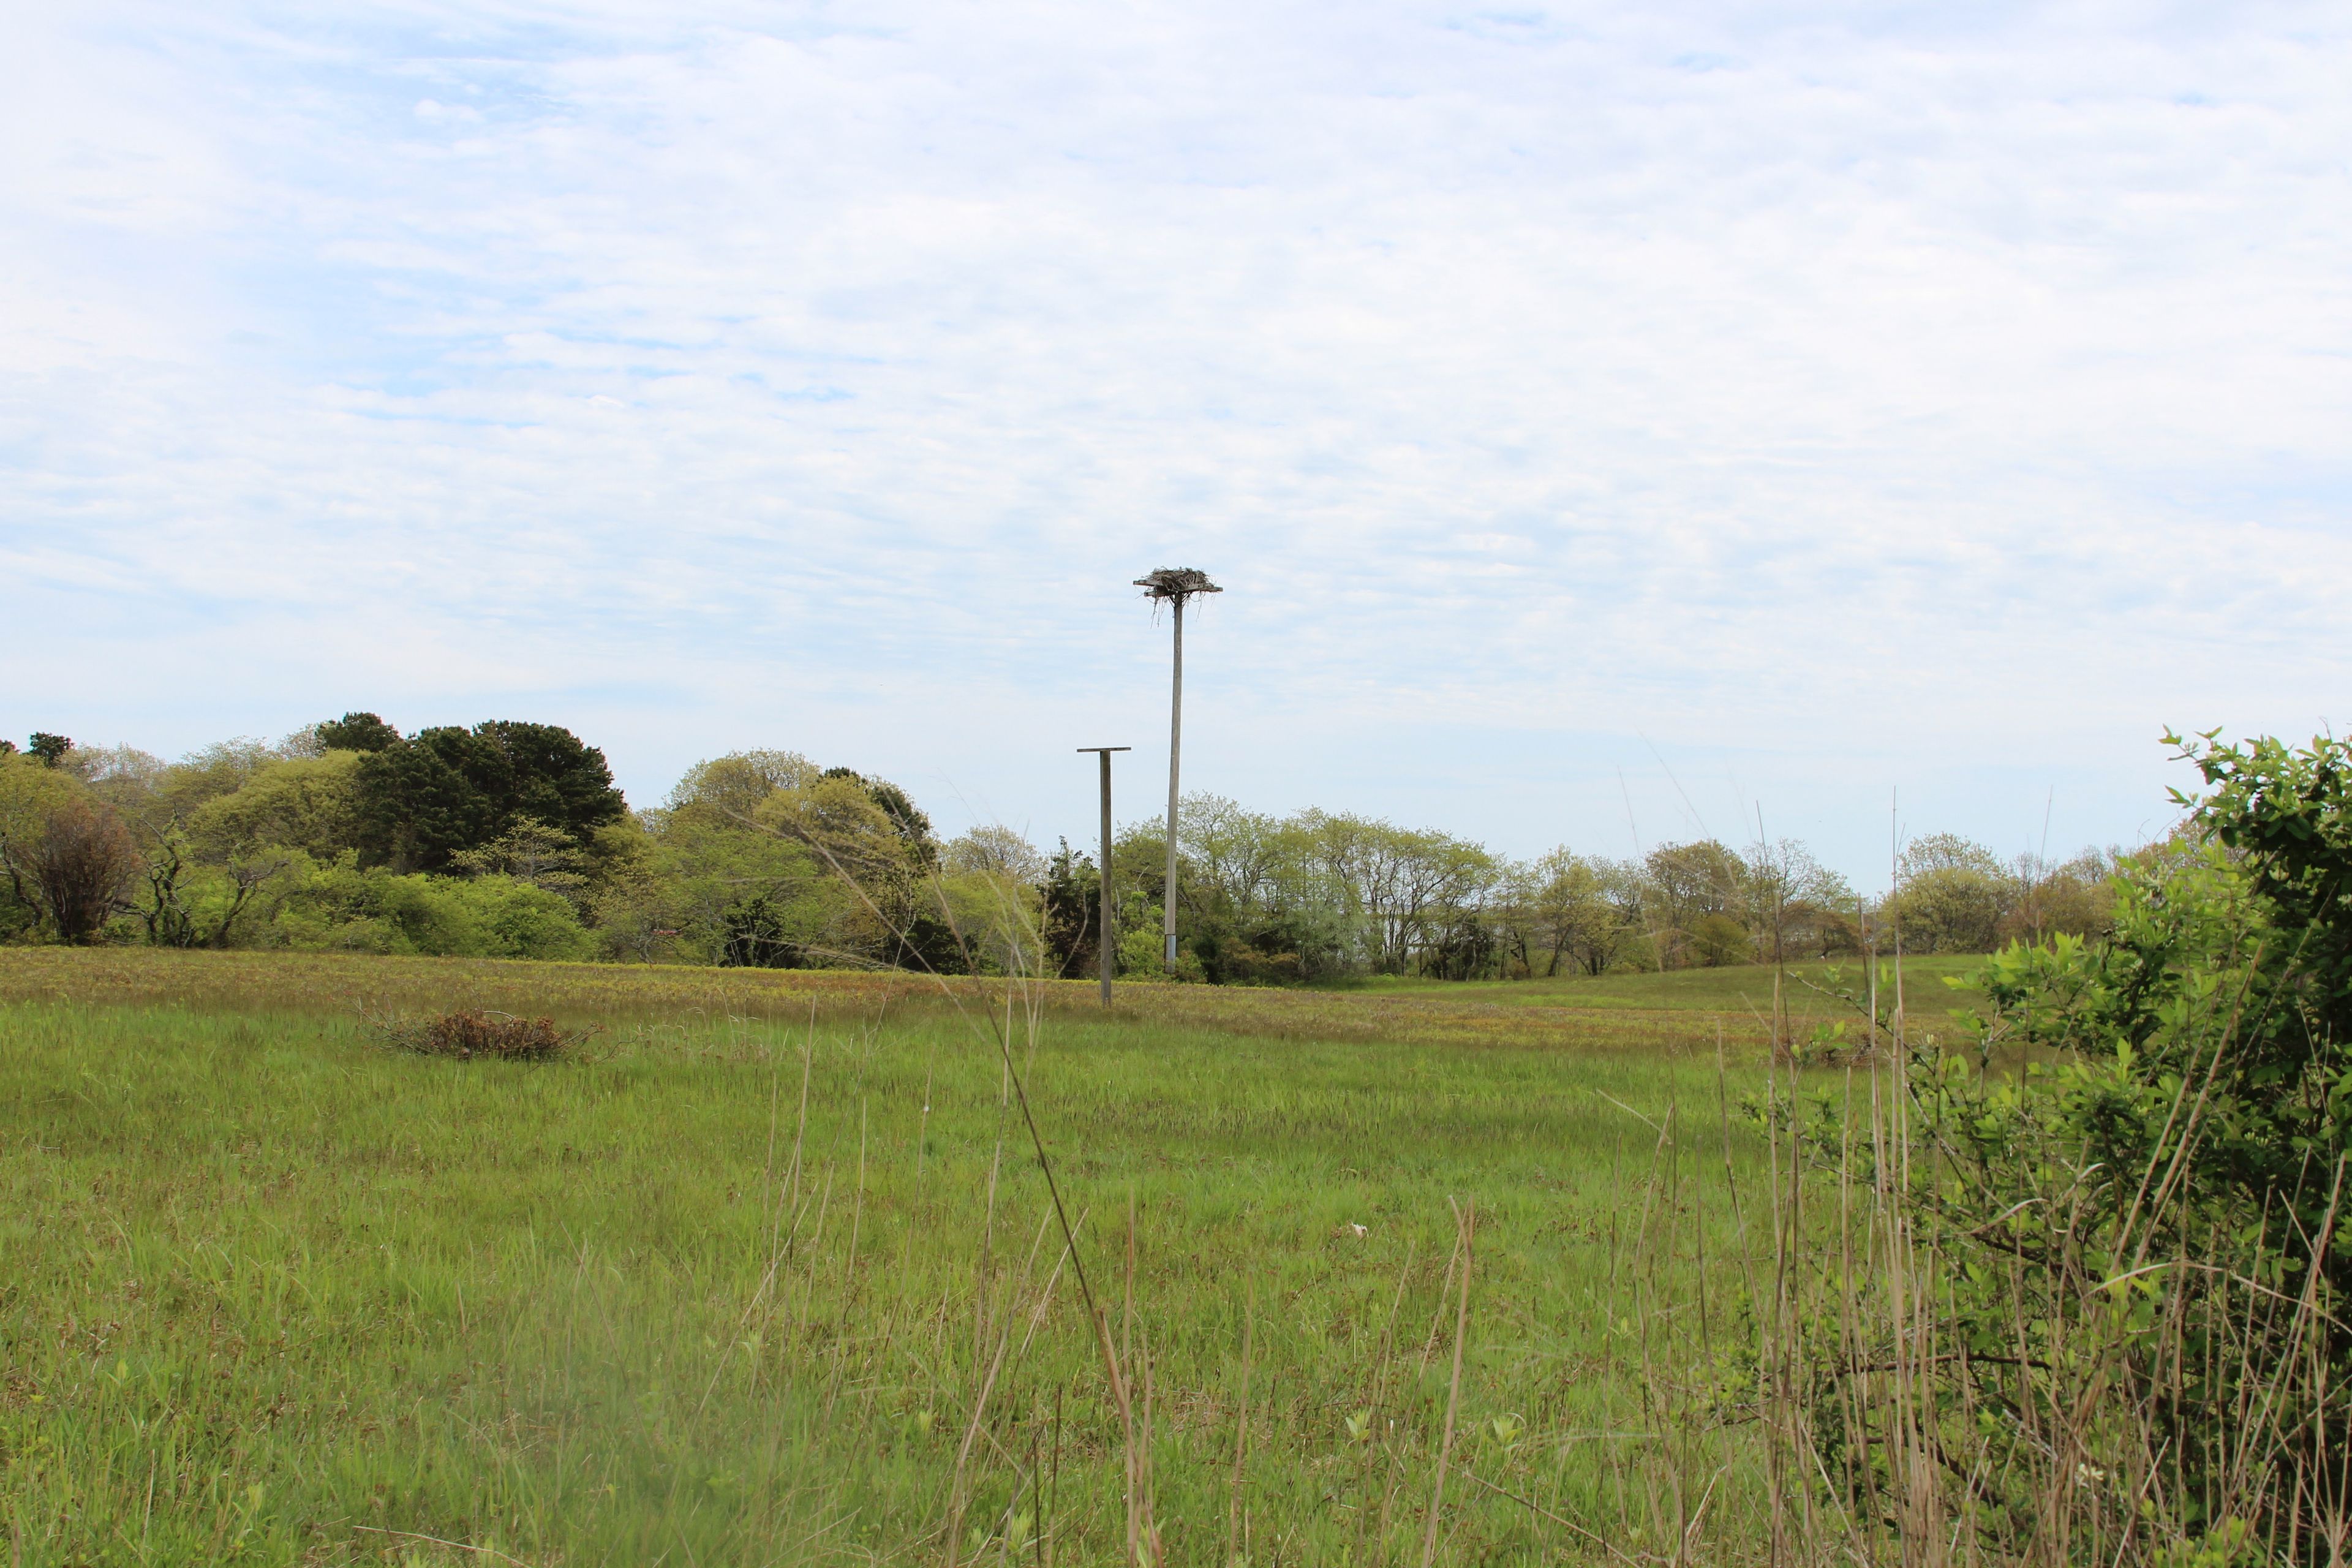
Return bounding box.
[0,948,1978,1051]
[0,950,1965,1566]
[1341,955,1983,1017]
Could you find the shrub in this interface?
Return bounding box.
[1,798,142,943]
[1802,732,2352,1560]
[1889,865,2008,951]
[374,1009,581,1060]
[450,875,597,961]
[268,861,595,960]
[421,1009,572,1060]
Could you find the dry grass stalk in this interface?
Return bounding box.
[1420,1197,1475,1568]
[1227,1282,1255,1568]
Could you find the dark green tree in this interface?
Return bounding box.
[27,733,70,767]
[353,721,625,872]
[315,712,403,753]
[889,911,966,976]
[720,895,804,968]
[1039,840,1101,980]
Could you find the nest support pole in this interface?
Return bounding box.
[1133,569,1223,970]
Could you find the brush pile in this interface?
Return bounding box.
[370,1007,586,1061]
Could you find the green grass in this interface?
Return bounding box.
[0,950,1836,1565]
[1341,954,1986,1016]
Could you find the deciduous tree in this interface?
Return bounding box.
[1,797,141,943]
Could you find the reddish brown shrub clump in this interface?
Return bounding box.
[417,1009,572,1061]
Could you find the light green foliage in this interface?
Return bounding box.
[646,788,829,965]
[1504,848,1643,977]
[1117,917,1169,978]
[270,861,596,960]
[0,753,83,848]
[1798,733,2352,1556]
[1886,831,2011,952]
[588,754,965,972]
[184,751,365,862]
[665,748,821,821]
[446,815,593,896]
[616,802,814,962]
[439,875,598,962]
[943,824,1049,883]
[933,869,1046,974]
[0,751,88,837]
[1642,839,1746,965]
[156,738,279,816]
[755,772,903,867]
[1144,797,1501,981]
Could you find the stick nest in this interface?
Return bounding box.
[1133,567,1222,601]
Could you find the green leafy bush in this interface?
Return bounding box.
[269,858,595,960]
[1818,732,2352,1559]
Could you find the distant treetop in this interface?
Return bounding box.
[315,712,403,753]
[347,718,626,873]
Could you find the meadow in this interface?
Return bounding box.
[0,950,1948,1566]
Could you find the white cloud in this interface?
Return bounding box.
[2,0,2348,883]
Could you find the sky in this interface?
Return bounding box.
[6,1,2348,889]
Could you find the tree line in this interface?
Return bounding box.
[1042,797,2117,984]
[0,716,2119,981]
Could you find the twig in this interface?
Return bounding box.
[1456,1468,1641,1566]
[350,1526,533,1567]
[1594,1090,1665,1136]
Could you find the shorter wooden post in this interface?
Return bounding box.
[1076,747,1131,1005]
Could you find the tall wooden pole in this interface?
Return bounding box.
[1077,747,1130,1005]
[1164,596,1184,968]
[1102,748,1117,1000]
[1131,568,1220,974]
